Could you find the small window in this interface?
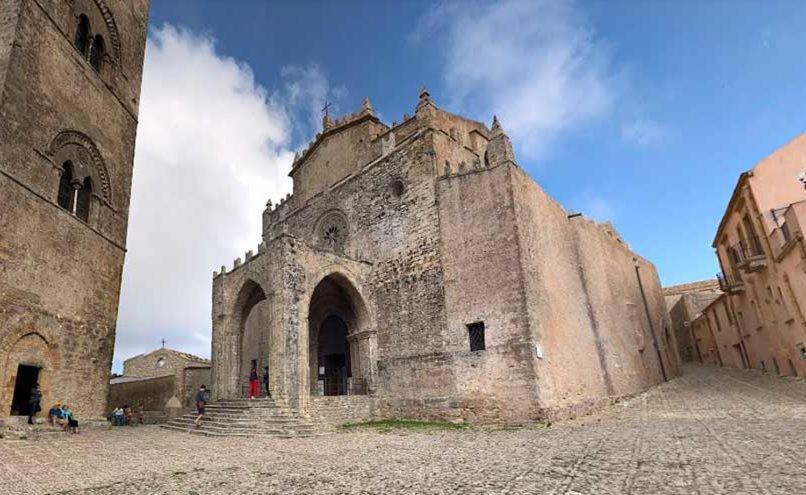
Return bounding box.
[90,35,105,72]
[57,161,75,212]
[74,15,90,56]
[722,300,732,325]
[467,322,485,352]
[156,357,166,368]
[712,313,722,333]
[390,179,405,198]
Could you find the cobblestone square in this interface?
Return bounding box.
[1,365,805,495]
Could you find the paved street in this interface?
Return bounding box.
[2,364,805,495]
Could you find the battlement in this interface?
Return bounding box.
[213,242,265,278]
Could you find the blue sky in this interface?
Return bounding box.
[114,0,806,368]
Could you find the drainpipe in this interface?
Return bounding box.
[634,264,668,381]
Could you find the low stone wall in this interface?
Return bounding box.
[107,375,175,421]
[308,396,377,429]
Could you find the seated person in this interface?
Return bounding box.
[62,405,79,434]
[113,406,125,426]
[124,405,133,426]
[47,403,63,426]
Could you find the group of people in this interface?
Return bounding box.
[249,366,270,400]
[111,405,144,426]
[193,366,269,429]
[25,383,79,434]
[46,403,80,433]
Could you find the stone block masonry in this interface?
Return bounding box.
[211,88,681,424]
[0,0,149,420]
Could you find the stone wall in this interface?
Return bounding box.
[108,375,174,419]
[0,0,149,419]
[212,94,677,424]
[123,348,209,379]
[308,396,377,430]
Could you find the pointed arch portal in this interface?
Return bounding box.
[307,272,374,397]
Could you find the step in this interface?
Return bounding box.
[161,424,307,438]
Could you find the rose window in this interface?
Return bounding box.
[318,213,348,251]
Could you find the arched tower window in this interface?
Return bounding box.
[75,178,92,221]
[57,161,75,212]
[74,15,90,57]
[89,35,105,72]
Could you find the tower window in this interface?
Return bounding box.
[90,35,105,72]
[57,161,75,212]
[74,15,90,57]
[467,322,485,352]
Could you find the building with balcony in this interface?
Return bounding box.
[711,133,806,376]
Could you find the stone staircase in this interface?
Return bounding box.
[161,398,317,438]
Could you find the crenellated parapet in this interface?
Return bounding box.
[213,241,267,278]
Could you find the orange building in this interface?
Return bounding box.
[707,133,806,376]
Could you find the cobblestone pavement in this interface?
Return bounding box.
[2,364,806,495]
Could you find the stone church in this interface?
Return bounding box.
[212,91,681,422]
[0,0,149,419]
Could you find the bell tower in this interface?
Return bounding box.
[0,0,150,419]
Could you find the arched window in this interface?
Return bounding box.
[57,161,75,212]
[89,35,105,72]
[74,15,90,57]
[75,178,92,221]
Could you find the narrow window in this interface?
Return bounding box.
[467,322,485,352]
[57,161,75,212]
[722,300,732,325]
[773,357,780,375]
[75,177,92,221]
[74,15,90,56]
[90,35,105,72]
[712,312,722,333]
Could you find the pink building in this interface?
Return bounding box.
[709,133,806,376]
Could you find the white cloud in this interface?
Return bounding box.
[621,119,667,148]
[415,0,615,160]
[115,25,336,371]
[569,191,616,222]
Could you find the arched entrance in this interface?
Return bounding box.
[307,273,374,397]
[2,332,54,416]
[235,280,271,397]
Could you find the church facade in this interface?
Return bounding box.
[211,91,681,422]
[0,0,149,419]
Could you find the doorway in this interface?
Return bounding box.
[10,364,40,415]
[319,315,350,396]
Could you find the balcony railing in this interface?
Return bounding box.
[731,236,764,261]
[717,271,744,294]
[730,236,767,272]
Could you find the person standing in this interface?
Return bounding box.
[194,385,208,428]
[262,366,270,398]
[249,366,259,399]
[27,383,42,425]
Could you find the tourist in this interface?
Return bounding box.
[137,406,145,425]
[47,403,62,426]
[62,405,79,434]
[194,385,208,428]
[113,406,125,426]
[27,383,42,425]
[249,366,259,399]
[124,404,133,425]
[262,366,270,398]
